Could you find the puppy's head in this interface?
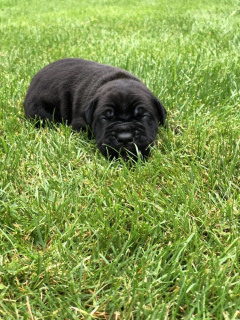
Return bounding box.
[86,79,166,160]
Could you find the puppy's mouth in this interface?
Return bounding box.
[97,122,153,159]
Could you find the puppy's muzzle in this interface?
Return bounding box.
[107,122,145,144]
[98,122,151,159]
[109,122,140,146]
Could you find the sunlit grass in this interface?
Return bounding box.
[0,0,240,318]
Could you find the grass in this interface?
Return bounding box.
[0,0,240,318]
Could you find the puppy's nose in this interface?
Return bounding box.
[117,132,133,144]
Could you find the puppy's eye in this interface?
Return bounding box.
[134,107,147,119]
[105,108,114,120]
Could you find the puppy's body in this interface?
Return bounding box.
[24,58,166,158]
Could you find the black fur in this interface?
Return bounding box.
[24,58,166,159]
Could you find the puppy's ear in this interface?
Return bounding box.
[85,97,98,125]
[153,97,167,126]
[71,97,98,132]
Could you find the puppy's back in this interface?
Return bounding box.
[23,58,139,122]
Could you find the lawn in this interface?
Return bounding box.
[0,0,240,319]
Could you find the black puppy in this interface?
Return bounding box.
[24,58,166,159]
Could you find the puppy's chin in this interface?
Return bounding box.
[97,142,152,161]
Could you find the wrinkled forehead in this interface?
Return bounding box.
[99,85,153,112]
